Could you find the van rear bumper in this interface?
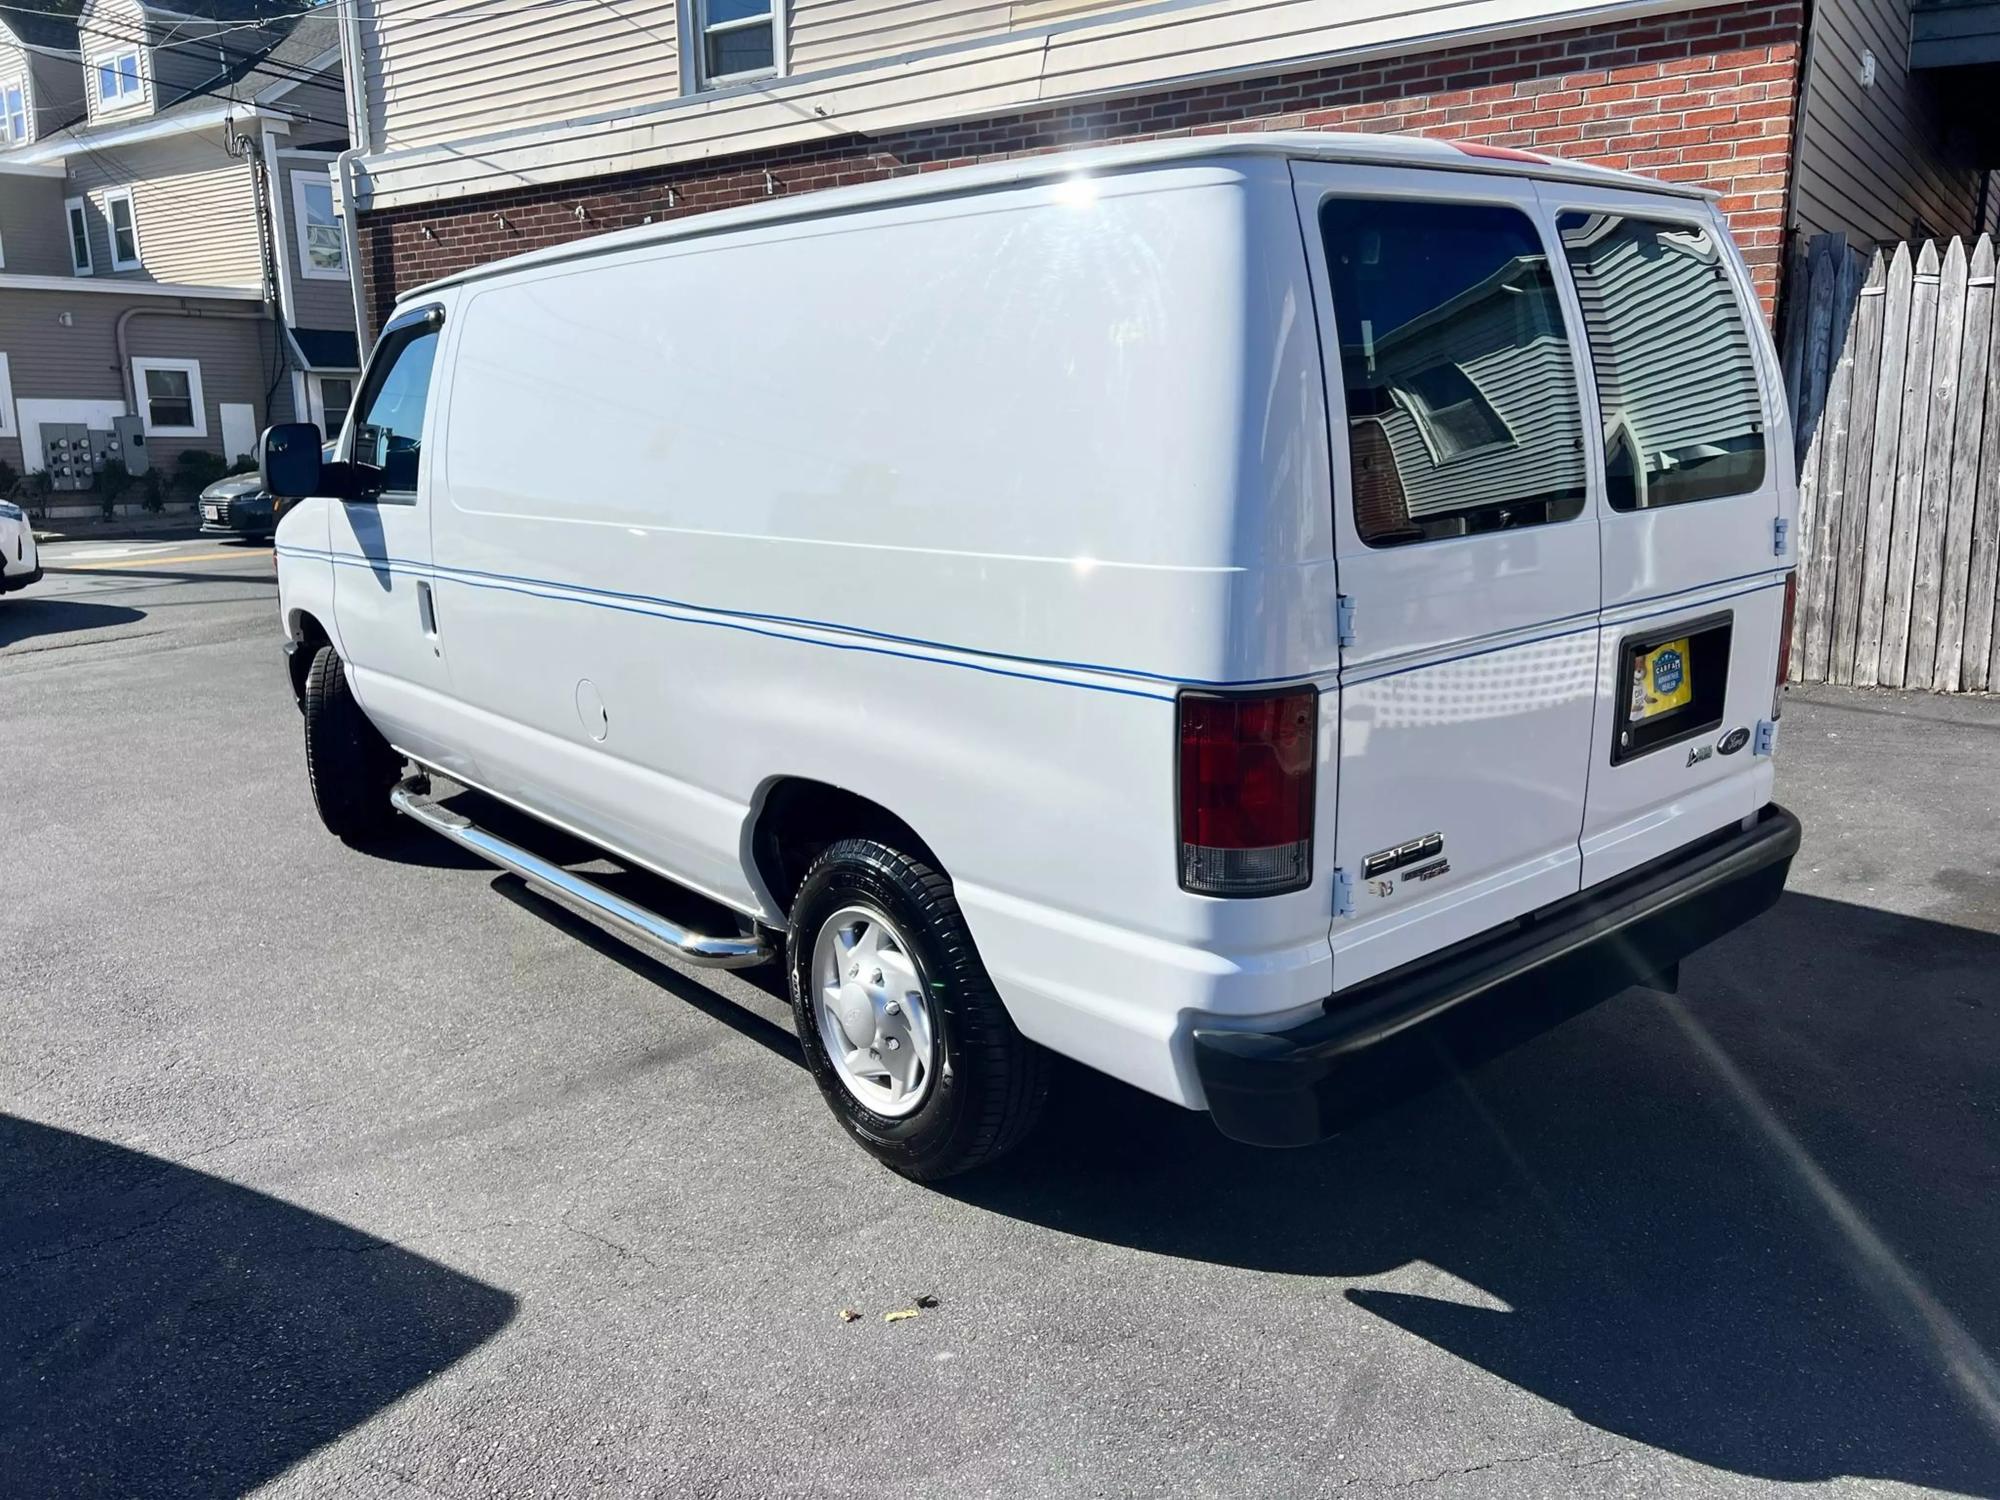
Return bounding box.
[1190,803,1802,1147]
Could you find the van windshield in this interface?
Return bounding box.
[1556,212,1766,510]
[1321,197,1588,548]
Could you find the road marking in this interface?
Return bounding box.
[67,549,257,570]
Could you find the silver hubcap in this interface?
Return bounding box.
[811,904,937,1117]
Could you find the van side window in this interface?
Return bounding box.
[1320,197,1587,548]
[351,319,441,494]
[1556,212,1766,510]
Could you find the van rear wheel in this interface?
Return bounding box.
[787,838,1049,1180]
[302,642,401,844]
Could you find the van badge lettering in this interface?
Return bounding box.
[1407,858,1451,883]
[1686,742,1714,768]
[1362,832,1445,881]
[1367,878,1395,899]
[1717,726,1750,755]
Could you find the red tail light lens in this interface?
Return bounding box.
[1178,688,1317,896]
[1775,570,1797,717]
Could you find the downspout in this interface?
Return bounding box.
[337,0,375,347]
[233,118,293,413]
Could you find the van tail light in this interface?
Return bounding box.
[1178,689,1317,896]
[1774,570,1798,718]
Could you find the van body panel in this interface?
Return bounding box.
[1292,163,1602,991]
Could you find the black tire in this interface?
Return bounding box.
[788,838,1050,1180]
[302,642,401,843]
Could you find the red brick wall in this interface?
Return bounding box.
[358,0,1803,332]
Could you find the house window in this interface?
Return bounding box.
[694,0,781,86]
[64,196,92,275]
[312,373,354,441]
[1,82,25,142]
[132,357,207,438]
[290,172,345,278]
[105,188,140,270]
[96,51,142,105]
[1395,363,1514,463]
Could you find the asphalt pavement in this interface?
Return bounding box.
[2,535,1997,1499]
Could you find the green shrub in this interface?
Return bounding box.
[141,468,165,513]
[227,453,258,475]
[173,448,228,496]
[0,459,17,497]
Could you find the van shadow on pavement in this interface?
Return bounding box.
[0,1115,517,1499]
[952,891,2000,1496]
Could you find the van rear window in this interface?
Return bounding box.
[1320,197,1587,548]
[1556,212,1766,510]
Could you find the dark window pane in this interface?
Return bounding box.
[706,0,770,22]
[145,369,194,429]
[707,24,772,78]
[352,324,439,492]
[1556,212,1766,510]
[1321,197,1586,547]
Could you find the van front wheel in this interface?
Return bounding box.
[301,643,400,844]
[788,838,1048,1179]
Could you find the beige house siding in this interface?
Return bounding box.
[0,287,274,472]
[276,154,356,329]
[25,42,82,139]
[0,170,75,274]
[1791,0,1984,246]
[361,0,680,153]
[65,129,263,288]
[0,37,37,146]
[354,0,1731,210]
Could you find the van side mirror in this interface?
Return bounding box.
[261,423,325,500]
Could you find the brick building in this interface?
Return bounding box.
[341,0,1993,338]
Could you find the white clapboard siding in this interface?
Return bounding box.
[77,0,150,123]
[1787,231,2000,692]
[357,0,1702,208]
[64,128,263,288]
[364,0,682,153]
[789,0,1015,73]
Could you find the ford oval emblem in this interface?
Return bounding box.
[1718,726,1751,755]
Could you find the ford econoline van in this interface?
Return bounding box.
[266,133,1801,1179]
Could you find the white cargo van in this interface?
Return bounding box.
[267,133,1801,1178]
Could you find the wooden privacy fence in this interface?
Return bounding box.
[1781,232,2000,692]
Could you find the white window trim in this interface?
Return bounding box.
[0,353,15,437]
[64,196,93,276]
[684,0,787,92]
[0,76,27,145]
[104,187,141,270]
[90,48,148,115]
[290,170,346,281]
[132,356,207,439]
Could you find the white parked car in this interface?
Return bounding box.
[267,133,1802,1178]
[0,500,40,597]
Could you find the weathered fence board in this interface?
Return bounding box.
[1851,241,1915,689]
[1827,250,1887,686]
[1933,235,1993,690]
[1787,230,2000,693]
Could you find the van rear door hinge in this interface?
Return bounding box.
[1332,867,1356,919]
[1773,518,1790,557]
[1336,594,1357,648]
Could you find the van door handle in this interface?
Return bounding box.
[417,580,439,638]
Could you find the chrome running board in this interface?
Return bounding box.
[390,776,773,970]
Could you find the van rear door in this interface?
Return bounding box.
[1292,165,1603,990]
[1541,187,1790,884]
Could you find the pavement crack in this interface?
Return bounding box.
[1335,1447,1630,1491]
[2,1191,200,1272]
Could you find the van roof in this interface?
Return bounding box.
[399,130,1717,306]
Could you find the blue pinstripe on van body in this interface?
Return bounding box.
[277,545,1789,700]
